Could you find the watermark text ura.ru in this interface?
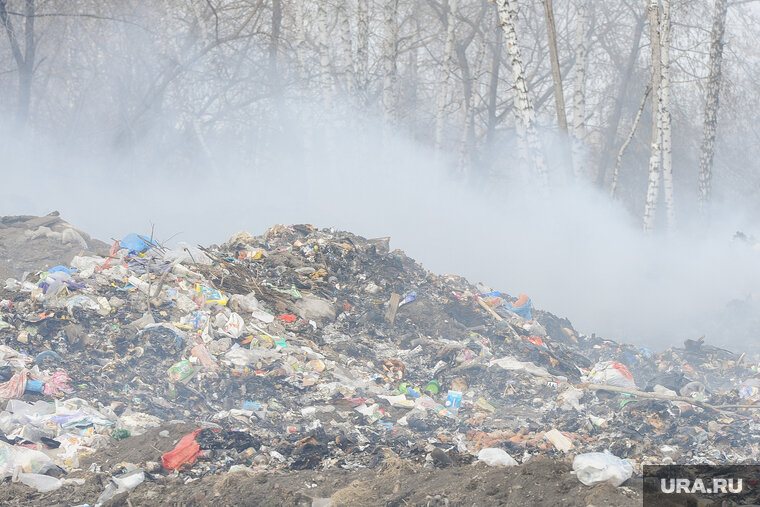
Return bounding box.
[660,478,743,494]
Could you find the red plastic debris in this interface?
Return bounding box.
[278,314,297,323]
[161,429,202,470]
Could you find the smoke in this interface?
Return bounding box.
[2,96,760,353]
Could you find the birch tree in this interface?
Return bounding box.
[611,85,650,198]
[570,0,590,178]
[495,0,549,186]
[697,0,728,211]
[382,0,398,120]
[643,0,662,232]
[660,0,674,230]
[434,0,458,151]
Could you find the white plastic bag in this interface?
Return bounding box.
[572,451,633,486]
[0,441,55,478]
[588,361,636,390]
[477,448,517,467]
[17,472,63,493]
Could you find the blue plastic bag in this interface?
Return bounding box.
[119,233,152,253]
[505,298,532,319]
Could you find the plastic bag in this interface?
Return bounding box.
[229,292,259,314]
[119,233,151,253]
[588,361,636,390]
[162,429,202,470]
[162,243,212,265]
[191,344,217,370]
[572,451,633,486]
[477,448,517,467]
[504,294,532,319]
[739,379,760,400]
[0,441,55,478]
[17,472,63,493]
[222,312,246,338]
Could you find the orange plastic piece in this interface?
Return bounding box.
[161,429,202,470]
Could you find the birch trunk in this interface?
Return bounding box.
[542,0,567,132]
[495,0,549,186]
[660,0,675,230]
[698,0,728,211]
[570,0,590,178]
[382,0,399,120]
[643,0,662,232]
[435,0,458,151]
[611,85,650,198]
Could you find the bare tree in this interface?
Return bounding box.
[0,0,36,130]
[495,0,549,185]
[382,0,399,120]
[570,0,590,179]
[643,0,663,232]
[356,0,369,101]
[660,0,674,230]
[611,85,650,198]
[596,12,646,186]
[542,0,567,132]
[698,0,728,211]
[434,0,458,151]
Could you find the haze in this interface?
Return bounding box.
[1,0,760,352]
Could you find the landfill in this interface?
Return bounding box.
[1,216,760,505]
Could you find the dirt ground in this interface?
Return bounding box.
[0,213,109,282]
[0,424,642,507]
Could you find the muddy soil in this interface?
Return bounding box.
[0,423,642,507]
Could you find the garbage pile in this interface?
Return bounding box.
[0,213,108,283]
[0,221,758,504]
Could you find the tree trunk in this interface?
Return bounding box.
[382,0,399,120]
[357,0,369,102]
[542,0,567,132]
[596,14,646,186]
[570,0,590,178]
[611,85,650,198]
[0,0,35,131]
[269,0,282,77]
[458,27,488,176]
[698,0,728,211]
[660,0,675,230]
[643,0,662,232]
[338,2,354,95]
[435,0,458,151]
[294,0,307,85]
[486,15,503,149]
[317,3,332,105]
[496,0,549,186]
